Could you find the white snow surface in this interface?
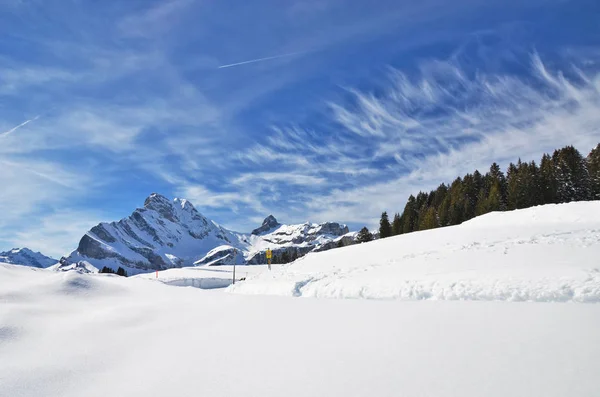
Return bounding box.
[230,202,600,302]
[1,262,600,397]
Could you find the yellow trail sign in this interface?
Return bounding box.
[265,249,272,259]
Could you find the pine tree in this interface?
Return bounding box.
[379,212,392,238]
[391,213,402,236]
[281,251,290,263]
[438,195,451,226]
[401,195,417,233]
[462,173,477,220]
[506,162,520,210]
[419,207,438,230]
[116,267,127,277]
[356,227,373,243]
[588,144,600,199]
[540,153,557,204]
[488,162,508,209]
[448,177,464,225]
[528,160,543,206]
[553,146,592,202]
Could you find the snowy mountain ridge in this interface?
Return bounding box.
[0,247,57,268]
[61,193,353,274]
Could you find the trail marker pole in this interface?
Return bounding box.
[266,248,272,271]
[156,270,158,279]
[233,250,237,285]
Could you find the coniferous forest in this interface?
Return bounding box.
[378,144,600,238]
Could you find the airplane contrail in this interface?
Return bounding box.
[0,115,41,137]
[218,51,307,69]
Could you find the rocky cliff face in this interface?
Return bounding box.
[62,193,244,274]
[0,248,57,268]
[61,194,356,274]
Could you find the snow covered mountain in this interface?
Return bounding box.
[60,193,354,274]
[0,248,57,268]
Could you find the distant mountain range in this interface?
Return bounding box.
[0,248,57,268]
[50,193,357,275]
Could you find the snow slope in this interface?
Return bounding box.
[0,248,57,268]
[230,202,600,302]
[1,263,599,397]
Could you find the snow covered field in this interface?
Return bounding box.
[1,202,600,396]
[2,264,600,397]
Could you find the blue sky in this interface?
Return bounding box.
[1,0,599,257]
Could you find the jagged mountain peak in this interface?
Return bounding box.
[252,214,280,235]
[62,195,355,274]
[142,193,203,224]
[63,194,240,274]
[0,247,57,268]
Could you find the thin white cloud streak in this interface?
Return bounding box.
[231,172,327,186]
[0,210,106,258]
[0,115,40,137]
[117,0,194,38]
[218,51,308,69]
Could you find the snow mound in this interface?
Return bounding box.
[230,202,600,302]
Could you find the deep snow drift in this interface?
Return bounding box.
[230,202,600,302]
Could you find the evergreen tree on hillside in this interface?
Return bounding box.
[391,213,402,236]
[432,184,449,209]
[507,161,521,210]
[553,146,592,202]
[389,143,598,237]
[461,173,478,219]
[448,177,464,225]
[419,207,438,230]
[488,162,508,209]
[356,227,373,243]
[588,144,600,199]
[540,153,558,204]
[379,212,392,239]
[482,182,503,213]
[528,160,543,206]
[401,195,418,233]
[438,195,451,226]
[116,267,128,277]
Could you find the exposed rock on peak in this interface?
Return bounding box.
[251,215,280,235]
[61,194,357,273]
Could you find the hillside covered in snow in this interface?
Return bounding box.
[61,193,355,274]
[230,201,600,302]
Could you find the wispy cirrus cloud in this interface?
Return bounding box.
[2,0,598,254]
[232,51,600,229]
